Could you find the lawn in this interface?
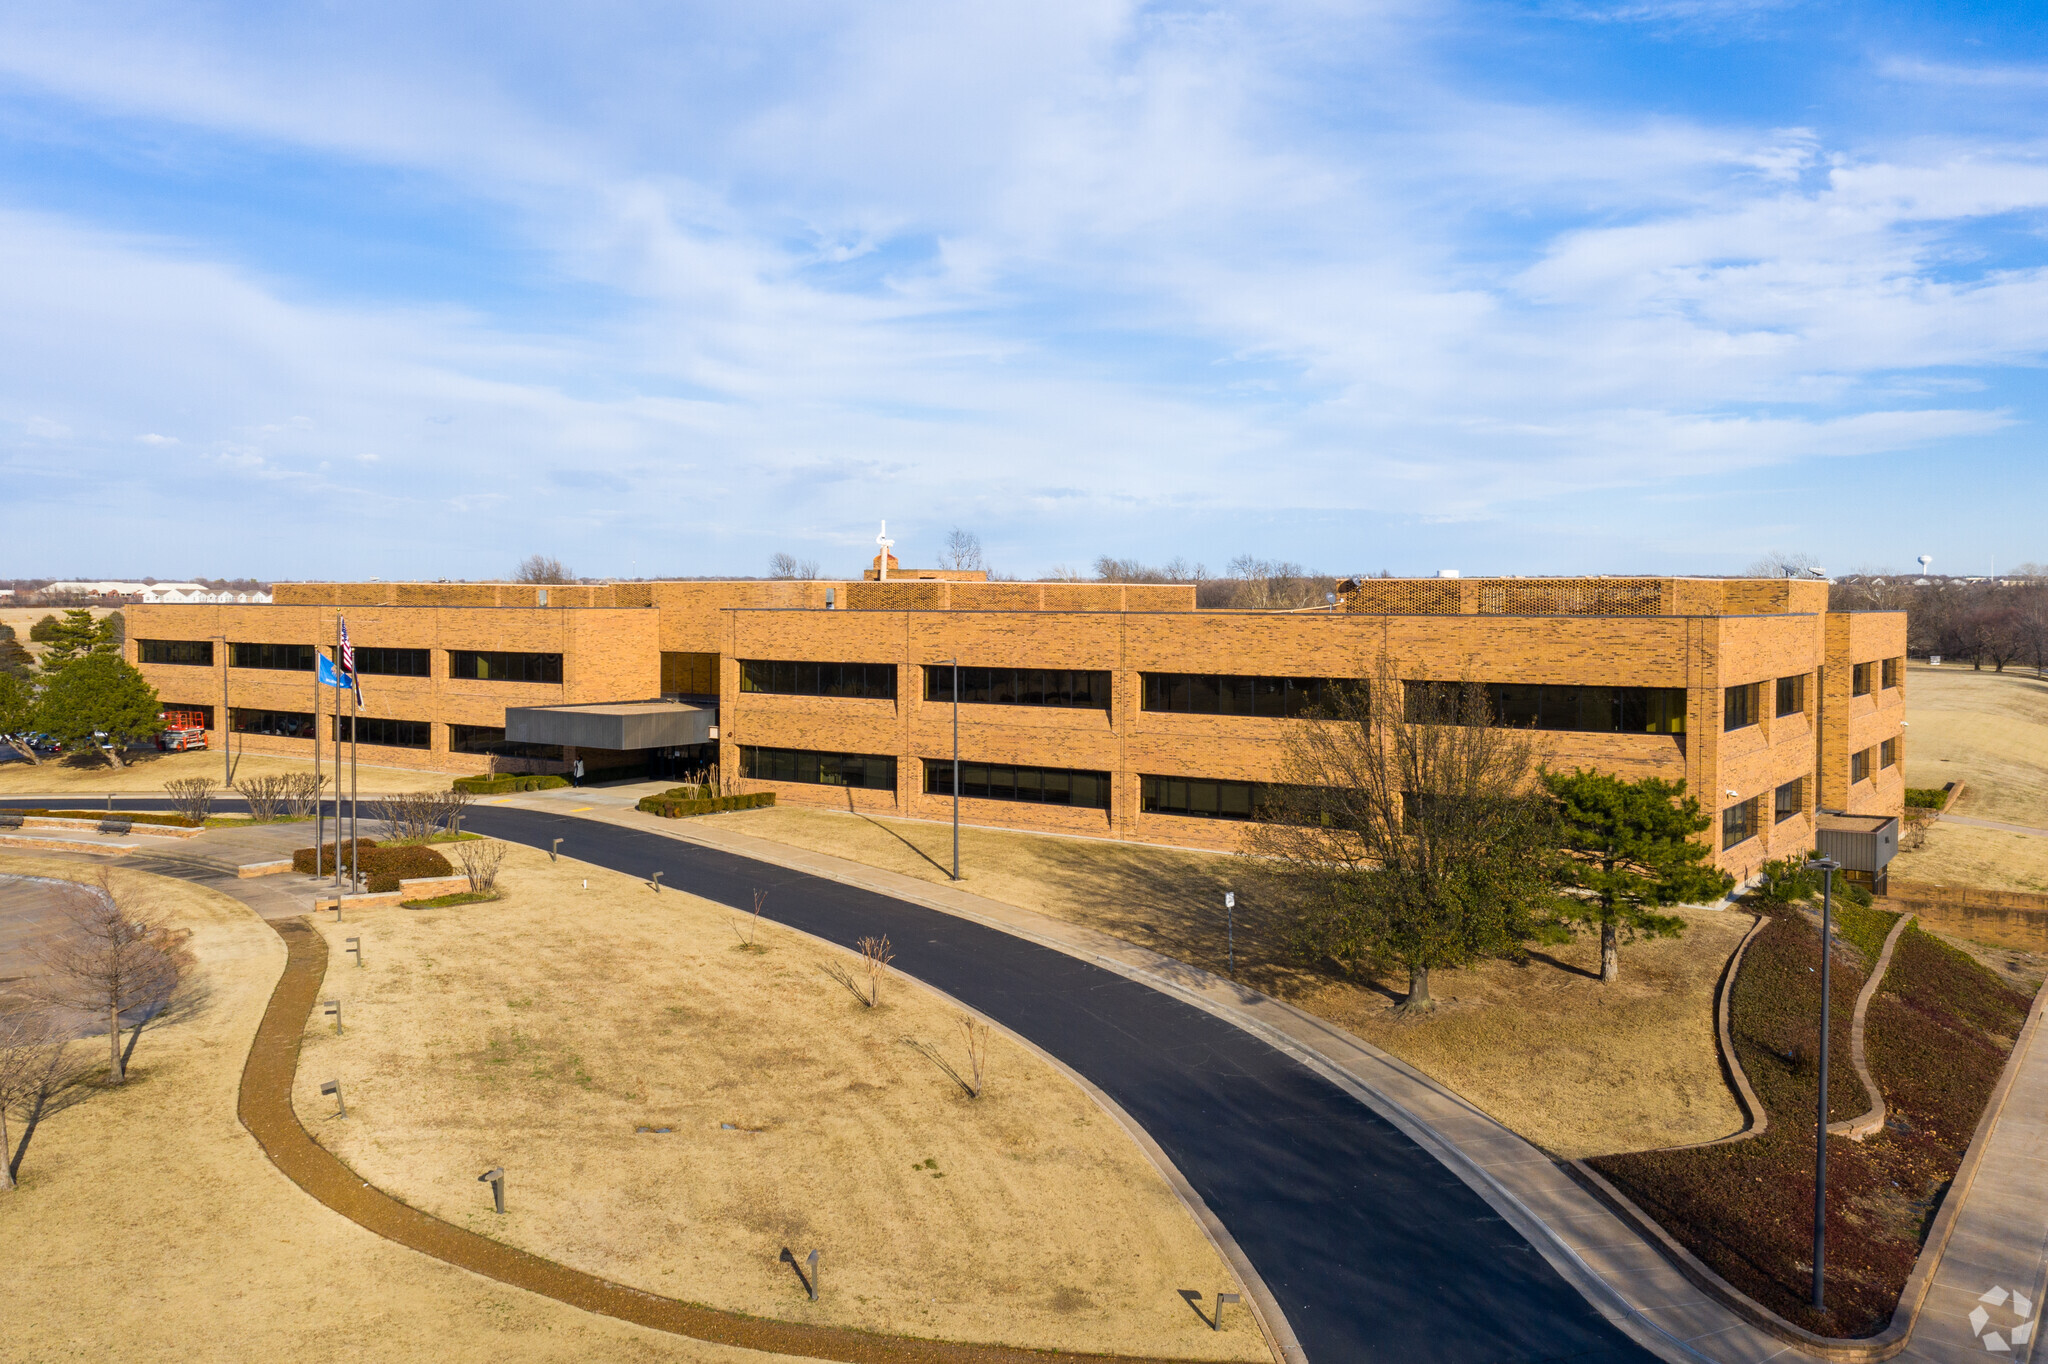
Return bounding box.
[692,805,1749,1158]
[0,852,765,1364]
[1904,662,2048,828]
[295,841,1266,1360]
[1589,910,2036,1338]
[0,745,454,796]
[1890,819,2048,895]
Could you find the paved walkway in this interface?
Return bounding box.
[1945,814,2048,838]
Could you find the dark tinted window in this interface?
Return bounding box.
[926,667,1110,708]
[1774,778,1803,822]
[1722,798,1758,848]
[1852,662,1874,696]
[334,716,430,749]
[139,639,213,666]
[1139,775,1319,823]
[230,642,316,671]
[448,724,564,761]
[740,660,896,700]
[925,760,1110,809]
[1142,673,1346,718]
[1723,683,1758,731]
[229,708,316,737]
[662,652,719,696]
[352,647,431,677]
[741,746,896,789]
[448,650,563,684]
[1405,681,1686,734]
[1776,675,1805,717]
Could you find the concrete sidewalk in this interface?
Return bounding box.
[499,794,2048,1364]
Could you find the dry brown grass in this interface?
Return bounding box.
[0,745,455,795]
[0,852,785,1364]
[294,842,1264,1360]
[691,806,1747,1159]
[0,605,113,664]
[1890,819,2048,895]
[1904,661,2048,828]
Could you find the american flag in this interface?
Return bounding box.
[338,618,364,705]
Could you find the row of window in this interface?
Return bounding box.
[928,667,1113,709]
[739,745,898,789]
[1853,658,1906,696]
[740,660,898,700]
[141,640,563,683]
[924,760,1112,808]
[1142,674,1343,718]
[1404,682,1688,735]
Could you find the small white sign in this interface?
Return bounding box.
[1224,892,1235,909]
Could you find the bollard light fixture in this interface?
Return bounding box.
[550,837,563,862]
[324,999,342,1035]
[651,871,664,893]
[479,1166,506,1214]
[1215,1291,1242,1331]
[320,1078,346,1118]
[345,936,361,966]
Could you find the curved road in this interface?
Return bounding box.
[7,795,1658,1363]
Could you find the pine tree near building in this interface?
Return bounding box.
[34,653,161,767]
[1542,769,1732,983]
[37,608,119,674]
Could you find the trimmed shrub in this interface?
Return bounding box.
[637,791,775,819]
[452,773,571,795]
[1904,787,1948,810]
[293,839,455,891]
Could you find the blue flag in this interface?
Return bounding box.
[317,655,351,688]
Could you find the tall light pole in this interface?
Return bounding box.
[937,657,959,880]
[1810,854,1841,1311]
[214,634,230,787]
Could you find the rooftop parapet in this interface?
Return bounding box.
[1333,576,1833,618]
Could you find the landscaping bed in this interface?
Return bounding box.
[1589,908,2036,1338]
[637,789,774,818]
[293,839,454,892]
[452,773,569,795]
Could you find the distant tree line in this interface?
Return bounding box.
[1831,570,2048,673]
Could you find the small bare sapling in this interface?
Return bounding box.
[958,1012,990,1098]
[857,935,894,1008]
[731,889,768,951]
[281,771,329,819]
[232,774,291,821]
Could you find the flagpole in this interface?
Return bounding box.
[349,673,359,890]
[334,613,344,894]
[313,638,323,861]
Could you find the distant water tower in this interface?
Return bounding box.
[1918,555,1932,577]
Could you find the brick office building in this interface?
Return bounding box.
[126,570,1906,880]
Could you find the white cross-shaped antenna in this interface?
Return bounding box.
[877,520,894,580]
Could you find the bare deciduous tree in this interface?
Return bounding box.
[453,839,505,895]
[0,1006,83,1189]
[940,529,986,572]
[162,776,216,824]
[1745,549,1822,579]
[1244,653,1561,1011]
[768,552,820,580]
[30,873,190,1084]
[514,555,574,584]
[1093,555,1207,584]
[233,774,290,821]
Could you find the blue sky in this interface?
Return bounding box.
[1,0,2045,581]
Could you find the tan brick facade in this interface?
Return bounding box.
[132,576,1903,874]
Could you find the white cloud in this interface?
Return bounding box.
[136,432,178,444]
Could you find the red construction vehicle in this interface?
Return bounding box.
[159,709,210,752]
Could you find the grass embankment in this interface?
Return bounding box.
[693,805,1746,1157]
[0,748,455,795]
[1589,909,2036,1338]
[295,842,1263,1360]
[1892,821,2048,895]
[1902,663,2048,829]
[1,853,750,1363]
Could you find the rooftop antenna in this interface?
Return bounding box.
[876,520,893,581]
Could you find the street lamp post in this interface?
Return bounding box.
[1810,853,1841,1311]
[937,657,959,880]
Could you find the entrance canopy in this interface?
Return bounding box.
[505,700,716,751]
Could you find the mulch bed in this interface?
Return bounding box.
[291,839,453,892]
[1589,910,2035,1338]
